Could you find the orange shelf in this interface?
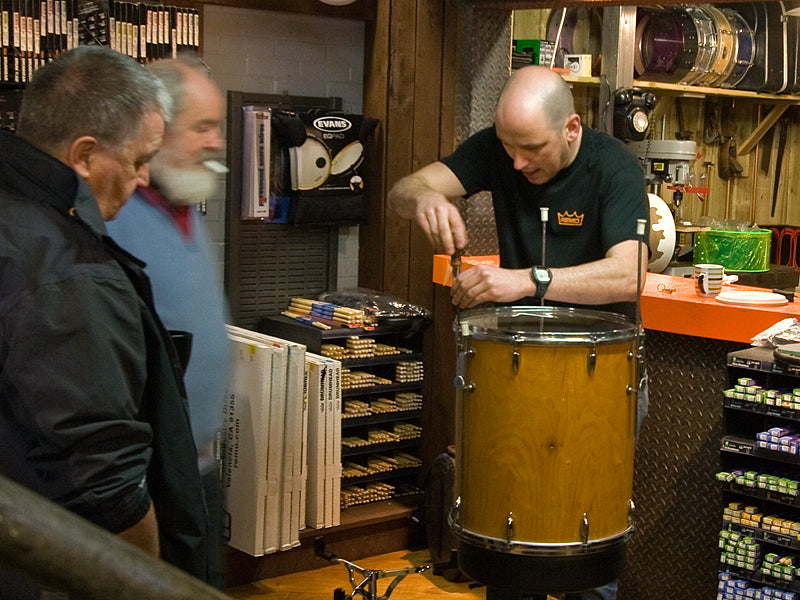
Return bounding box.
[641,273,800,344]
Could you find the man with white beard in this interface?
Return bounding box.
[106,56,231,589]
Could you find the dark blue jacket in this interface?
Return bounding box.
[0,131,209,593]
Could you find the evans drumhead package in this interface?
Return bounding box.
[289,110,376,225]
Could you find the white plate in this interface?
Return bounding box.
[714,290,789,306]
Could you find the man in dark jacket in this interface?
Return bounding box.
[0,46,210,597]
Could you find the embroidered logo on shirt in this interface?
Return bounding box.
[558,211,584,226]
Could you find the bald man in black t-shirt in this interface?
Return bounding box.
[388,66,650,319]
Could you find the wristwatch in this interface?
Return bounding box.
[531,266,552,301]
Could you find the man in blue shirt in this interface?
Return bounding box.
[107,56,231,589]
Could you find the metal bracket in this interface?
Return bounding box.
[315,537,430,600]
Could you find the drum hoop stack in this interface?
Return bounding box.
[634,4,755,90]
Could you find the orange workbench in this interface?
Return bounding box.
[432,254,800,344]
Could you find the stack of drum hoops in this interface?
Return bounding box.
[633,3,800,93]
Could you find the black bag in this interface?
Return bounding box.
[424,447,468,582]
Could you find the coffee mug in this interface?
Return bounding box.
[694,263,724,297]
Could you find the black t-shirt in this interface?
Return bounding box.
[441,125,649,318]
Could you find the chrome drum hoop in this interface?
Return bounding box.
[452,525,635,557]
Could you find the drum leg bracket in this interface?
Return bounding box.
[314,537,431,600]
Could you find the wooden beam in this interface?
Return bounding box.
[739,104,790,155]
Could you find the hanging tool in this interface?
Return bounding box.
[771,111,794,218]
[675,97,692,140]
[718,99,743,180]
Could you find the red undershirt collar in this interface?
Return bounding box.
[137,185,193,240]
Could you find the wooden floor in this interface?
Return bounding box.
[225,549,488,600]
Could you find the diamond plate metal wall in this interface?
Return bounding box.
[453,5,509,257]
[619,330,745,599]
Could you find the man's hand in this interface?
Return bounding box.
[388,162,469,255]
[451,265,536,309]
[414,193,467,256]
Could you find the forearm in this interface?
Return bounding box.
[117,503,160,557]
[546,258,642,305]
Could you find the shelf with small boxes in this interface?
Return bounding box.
[258,314,426,512]
[717,346,800,599]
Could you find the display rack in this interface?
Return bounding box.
[258,315,425,513]
[719,346,800,595]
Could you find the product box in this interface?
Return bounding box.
[694,229,772,272]
[288,110,369,225]
[513,39,554,65]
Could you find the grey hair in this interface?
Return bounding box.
[146,55,210,119]
[17,46,172,154]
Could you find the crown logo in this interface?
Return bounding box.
[558,211,584,226]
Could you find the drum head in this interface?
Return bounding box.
[331,140,364,175]
[457,306,635,344]
[648,193,676,273]
[293,136,331,190]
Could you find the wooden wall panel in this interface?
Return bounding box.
[358,0,460,468]
[358,2,391,291]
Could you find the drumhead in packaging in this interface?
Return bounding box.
[288,110,377,225]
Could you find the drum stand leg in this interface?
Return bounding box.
[314,537,431,600]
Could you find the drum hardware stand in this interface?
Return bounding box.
[630,219,648,413]
[313,537,431,600]
[539,207,549,307]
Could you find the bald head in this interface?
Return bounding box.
[497,66,576,132]
[493,67,582,185]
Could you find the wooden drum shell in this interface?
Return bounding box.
[453,308,637,552]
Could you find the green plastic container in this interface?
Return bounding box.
[694,229,772,272]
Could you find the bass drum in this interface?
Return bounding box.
[719,7,754,88]
[635,6,698,83]
[452,307,638,594]
[696,5,737,87]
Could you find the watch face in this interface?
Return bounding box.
[535,267,551,282]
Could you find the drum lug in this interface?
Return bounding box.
[453,375,475,392]
[628,499,636,527]
[512,344,520,375]
[587,344,597,376]
[450,496,462,532]
[455,348,475,392]
[580,513,590,544]
[506,512,515,544]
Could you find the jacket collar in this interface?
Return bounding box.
[0,131,106,235]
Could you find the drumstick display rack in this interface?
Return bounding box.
[258,315,427,516]
[718,346,800,597]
